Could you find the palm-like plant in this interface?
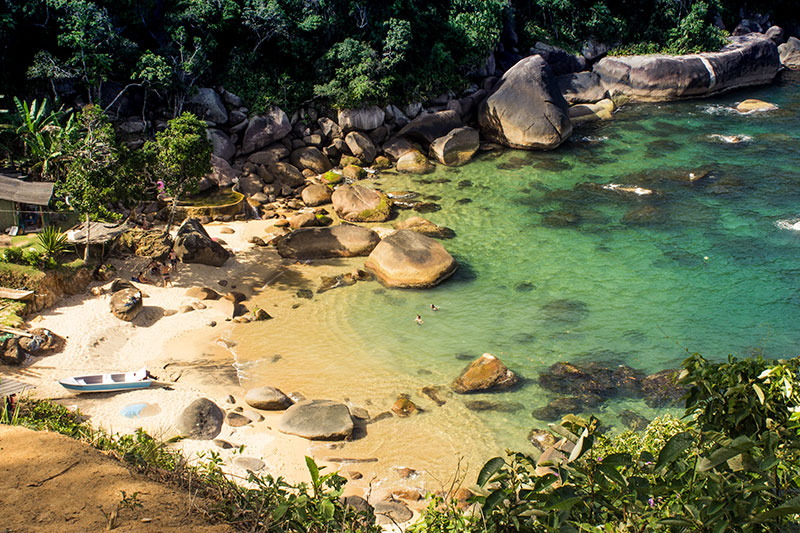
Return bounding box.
[37,225,69,260]
[13,97,77,180]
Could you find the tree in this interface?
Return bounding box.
[11,97,77,180]
[48,0,134,103]
[56,104,132,259]
[143,112,211,235]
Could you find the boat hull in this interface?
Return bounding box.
[59,380,153,393]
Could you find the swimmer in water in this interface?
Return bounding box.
[415,315,423,325]
[430,304,438,311]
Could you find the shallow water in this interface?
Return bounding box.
[236,71,800,457]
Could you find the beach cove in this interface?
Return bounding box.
[5,68,798,522]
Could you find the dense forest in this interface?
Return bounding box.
[1,0,797,114]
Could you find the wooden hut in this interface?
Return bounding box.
[0,174,54,233]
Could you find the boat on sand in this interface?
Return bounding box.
[59,368,153,393]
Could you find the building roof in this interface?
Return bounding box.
[67,220,132,244]
[0,175,54,206]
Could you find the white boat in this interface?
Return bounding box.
[59,367,153,393]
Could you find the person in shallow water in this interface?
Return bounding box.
[430,304,438,311]
[415,315,424,325]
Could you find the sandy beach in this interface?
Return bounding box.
[2,218,504,522]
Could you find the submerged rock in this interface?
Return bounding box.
[540,298,589,324]
[452,353,519,394]
[641,369,684,407]
[393,216,455,239]
[620,409,650,431]
[528,428,558,452]
[391,396,421,417]
[538,361,644,399]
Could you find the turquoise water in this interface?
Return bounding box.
[240,71,800,453]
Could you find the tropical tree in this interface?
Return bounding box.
[11,97,77,180]
[143,112,211,235]
[56,104,132,259]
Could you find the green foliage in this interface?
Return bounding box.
[2,246,24,264]
[36,225,69,259]
[664,1,729,54]
[10,97,77,180]
[314,39,390,110]
[407,353,800,531]
[56,104,131,220]
[143,112,210,199]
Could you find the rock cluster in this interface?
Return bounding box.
[533,361,684,421]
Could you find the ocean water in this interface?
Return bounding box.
[236,71,800,455]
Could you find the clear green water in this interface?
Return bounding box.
[241,71,800,452]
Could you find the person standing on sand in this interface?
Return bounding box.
[415,315,423,325]
[160,263,172,287]
[168,249,178,272]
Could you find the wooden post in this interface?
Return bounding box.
[83,212,90,262]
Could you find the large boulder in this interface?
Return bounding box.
[207,154,237,188]
[245,386,293,410]
[556,71,607,104]
[301,184,332,206]
[478,55,572,150]
[594,34,780,101]
[779,37,800,69]
[177,398,224,440]
[109,288,143,321]
[318,116,343,139]
[331,184,391,222]
[337,106,385,131]
[531,42,587,75]
[173,218,230,267]
[248,144,290,166]
[452,353,519,393]
[276,225,380,259]
[268,161,305,188]
[237,174,264,196]
[397,110,463,145]
[364,230,457,288]
[382,136,417,161]
[290,147,332,174]
[429,127,480,166]
[396,151,435,174]
[242,108,292,154]
[278,400,354,440]
[344,131,377,164]
[185,88,227,124]
[208,129,235,161]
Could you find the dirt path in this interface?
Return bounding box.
[0,425,232,533]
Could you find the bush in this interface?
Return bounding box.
[22,248,43,266]
[2,246,23,264]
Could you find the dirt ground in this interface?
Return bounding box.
[0,425,233,533]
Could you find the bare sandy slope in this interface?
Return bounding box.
[0,425,232,533]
